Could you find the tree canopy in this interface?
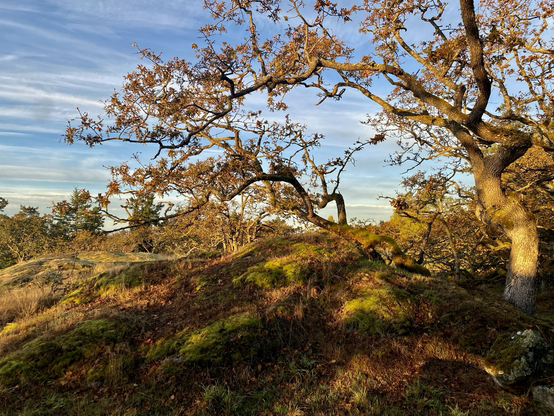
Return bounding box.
[52,188,105,235]
[65,0,554,314]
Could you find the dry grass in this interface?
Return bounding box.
[0,285,53,326]
[0,251,172,324]
[0,234,552,415]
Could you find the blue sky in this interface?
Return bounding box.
[0,0,405,223]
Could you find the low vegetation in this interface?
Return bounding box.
[1,233,553,415]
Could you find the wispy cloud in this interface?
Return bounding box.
[0,0,404,224]
[0,84,104,108]
[0,54,17,62]
[0,164,111,185]
[0,123,63,134]
[50,0,205,30]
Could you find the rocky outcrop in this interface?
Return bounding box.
[532,385,554,410]
[484,329,554,392]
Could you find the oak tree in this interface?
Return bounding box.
[66,0,554,313]
[0,206,57,264]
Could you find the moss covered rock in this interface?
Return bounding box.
[342,287,413,335]
[61,263,148,304]
[532,385,554,410]
[484,329,554,390]
[0,319,128,385]
[236,240,337,288]
[238,259,309,288]
[147,312,263,367]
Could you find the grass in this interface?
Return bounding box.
[0,233,553,415]
[0,251,172,328]
[0,285,55,327]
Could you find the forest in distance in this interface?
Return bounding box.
[1,145,553,292]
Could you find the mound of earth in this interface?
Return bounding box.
[0,234,553,415]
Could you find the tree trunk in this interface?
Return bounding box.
[502,208,538,315]
[474,163,538,314]
[439,217,461,280]
[417,213,438,265]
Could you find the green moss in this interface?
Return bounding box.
[61,263,148,304]
[343,287,413,335]
[482,329,553,388]
[60,282,92,304]
[238,259,309,288]
[332,224,431,276]
[354,259,389,272]
[180,313,262,364]
[94,264,144,293]
[290,242,329,258]
[194,274,212,291]
[0,319,128,385]
[0,322,20,334]
[145,328,190,362]
[484,333,527,374]
[489,207,514,231]
[146,313,263,366]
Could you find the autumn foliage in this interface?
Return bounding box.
[61,0,554,314]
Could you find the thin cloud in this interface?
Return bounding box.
[0,123,66,135]
[50,0,204,30]
[0,55,17,62]
[0,164,111,183]
[0,84,104,108]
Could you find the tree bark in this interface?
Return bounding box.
[417,212,439,265]
[453,124,537,314]
[473,161,538,314]
[439,217,461,280]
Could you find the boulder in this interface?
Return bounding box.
[532,385,554,410]
[484,329,554,391]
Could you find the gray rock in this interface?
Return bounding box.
[484,329,554,391]
[532,385,554,410]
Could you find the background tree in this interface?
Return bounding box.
[122,193,164,226]
[380,171,507,279]
[120,193,165,253]
[52,188,104,235]
[205,194,271,252]
[0,206,58,265]
[66,0,554,313]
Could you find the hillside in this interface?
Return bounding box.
[0,233,553,415]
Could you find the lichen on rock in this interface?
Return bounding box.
[484,329,554,390]
[532,385,554,410]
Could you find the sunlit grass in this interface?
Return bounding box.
[0,233,551,415]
